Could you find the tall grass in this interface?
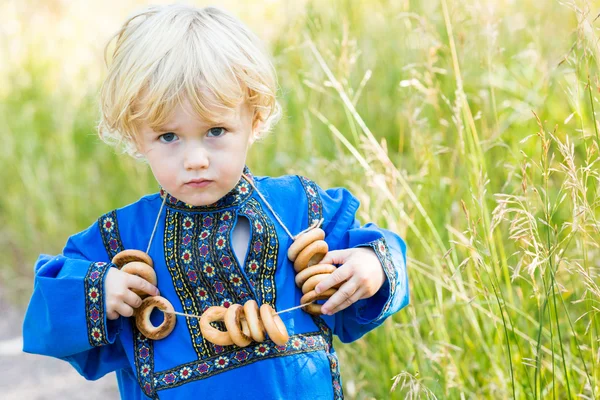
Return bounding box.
[2,0,600,398]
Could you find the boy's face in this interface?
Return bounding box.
[137,97,255,206]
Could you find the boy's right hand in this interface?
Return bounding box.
[104,268,160,320]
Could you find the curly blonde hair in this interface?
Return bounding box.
[98,4,281,157]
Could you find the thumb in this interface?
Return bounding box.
[320,249,352,266]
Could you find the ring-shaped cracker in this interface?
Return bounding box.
[300,288,338,316]
[121,261,157,298]
[300,288,337,305]
[243,300,265,342]
[259,304,289,346]
[241,318,251,338]
[287,228,325,262]
[224,304,252,347]
[135,296,176,340]
[304,303,325,315]
[295,264,336,287]
[293,240,328,273]
[112,249,153,269]
[301,273,336,295]
[200,306,233,346]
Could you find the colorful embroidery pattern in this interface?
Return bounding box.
[164,207,259,358]
[162,193,280,358]
[93,211,124,350]
[310,316,343,400]
[98,211,122,257]
[98,210,155,397]
[211,210,255,305]
[366,238,398,316]
[298,177,344,400]
[298,176,322,225]
[239,198,279,306]
[153,333,326,391]
[134,330,156,398]
[165,208,212,358]
[84,261,111,347]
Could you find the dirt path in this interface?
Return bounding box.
[0,294,120,399]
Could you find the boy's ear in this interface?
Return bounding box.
[249,116,264,145]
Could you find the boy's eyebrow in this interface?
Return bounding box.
[156,124,179,131]
[155,121,231,131]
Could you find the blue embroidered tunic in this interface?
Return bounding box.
[23,171,409,399]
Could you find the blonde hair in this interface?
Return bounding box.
[98,4,281,156]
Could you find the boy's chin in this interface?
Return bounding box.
[176,191,223,207]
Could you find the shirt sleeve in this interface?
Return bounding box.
[316,184,410,343]
[22,219,129,380]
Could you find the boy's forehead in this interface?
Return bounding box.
[140,95,249,131]
[179,96,242,121]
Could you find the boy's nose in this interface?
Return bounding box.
[183,145,210,170]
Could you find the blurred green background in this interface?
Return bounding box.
[2,0,600,398]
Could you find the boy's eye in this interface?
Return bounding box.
[207,127,226,137]
[159,132,178,143]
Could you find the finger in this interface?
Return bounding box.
[320,249,353,266]
[123,290,143,309]
[127,274,159,297]
[323,288,363,315]
[320,281,359,315]
[315,264,352,294]
[107,310,120,320]
[116,303,135,318]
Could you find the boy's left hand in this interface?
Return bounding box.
[314,247,386,315]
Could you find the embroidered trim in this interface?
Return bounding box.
[211,210,255,305]
[366,238,398,317]
[239,198,279,306]
[152,333,326,391]
[163,195,279,358]
[99,211,122,258]
[84,261,111,347]
[298,176,322,225]
[160,167,254,212]
[99,210,156,397]
[134,330,156,398]
[165,208,212,358]
[165,207,260,358]
[298,177,344,400]
[310,316,343,399]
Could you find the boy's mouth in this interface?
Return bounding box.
[185,179,212,188]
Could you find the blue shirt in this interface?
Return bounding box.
[23,171,409,399]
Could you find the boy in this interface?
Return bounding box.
[23,4,409,399]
